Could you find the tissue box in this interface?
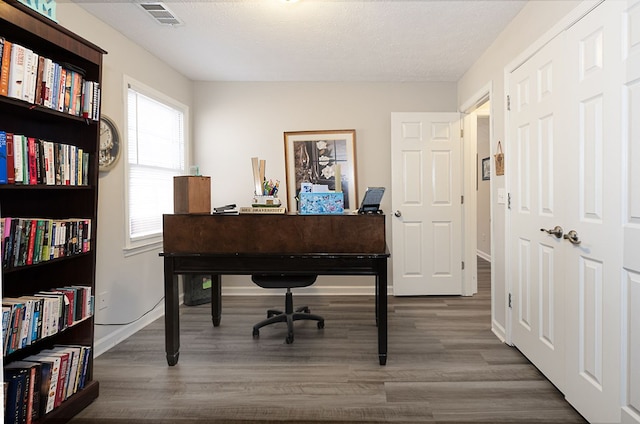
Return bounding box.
[299,192,344,214]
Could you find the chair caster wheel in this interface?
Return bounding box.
[252,328,259,338]
[286,334,294,344]
[317,321,324,329]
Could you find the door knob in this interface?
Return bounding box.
[394,210,402,217]
[563,230,581,245]
[540,226,563,238]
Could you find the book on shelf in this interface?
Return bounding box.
[3,363,30,424]
[2,217,92,269]
[4,360,41,423]
[6,132,15,183]
[0,130,7,184]
[2,287,93,355]
[2,304,10,349]
[22,359,51,419]
[2,298,24,355]
[0,38,11,97]
[239,206,286,214]
[4,348,85,417]
[7,42,25,101]
[0,36,102,120]
[22,355,58,415]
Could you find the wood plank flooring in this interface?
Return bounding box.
[70,259,586,423]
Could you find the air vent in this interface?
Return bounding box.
[139,2,183,26]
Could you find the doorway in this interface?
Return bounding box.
[475,101,491,263]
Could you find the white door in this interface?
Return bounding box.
[622,1,640,422]
[561,2,623,421]
[508,1,626,422]
[391,112,463,295]
[508,32,567,392]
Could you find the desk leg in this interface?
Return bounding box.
[211,275,221,327]
[376,259,388,366]
[164,258,180,366]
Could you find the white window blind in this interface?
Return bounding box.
[127,87,184,242]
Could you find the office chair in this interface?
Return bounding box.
[251,274,324,344]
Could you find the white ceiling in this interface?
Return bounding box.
[69,0,527,82]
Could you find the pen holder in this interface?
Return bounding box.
[253,195,281,207]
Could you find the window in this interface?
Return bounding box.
[125,79,187,251]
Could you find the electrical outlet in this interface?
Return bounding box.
[98,291,108,310]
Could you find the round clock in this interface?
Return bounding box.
[99,115,121,171]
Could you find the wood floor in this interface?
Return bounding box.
[70,259,586,423]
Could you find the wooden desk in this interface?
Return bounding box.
[161,214,390,365]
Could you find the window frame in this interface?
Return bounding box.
[123,76,189,255]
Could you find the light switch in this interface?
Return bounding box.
[497,188,506,204]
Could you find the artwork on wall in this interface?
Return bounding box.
[482,157,491,181]
[284,129,358,212]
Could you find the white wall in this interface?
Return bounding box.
[56,3,194,355]
[457,0,582,339]
[193,81,457,293]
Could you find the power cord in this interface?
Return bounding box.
[95,296,165,326]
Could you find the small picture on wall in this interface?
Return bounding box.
[482,157,491,181]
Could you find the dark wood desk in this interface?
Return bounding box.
[161,214,390,366]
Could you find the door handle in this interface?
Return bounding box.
[394,210,402,217]
[563,230,581,245]
[540,226,563,238]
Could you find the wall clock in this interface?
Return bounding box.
[99,115,121,171]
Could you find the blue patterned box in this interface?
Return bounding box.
[299,192,344,214]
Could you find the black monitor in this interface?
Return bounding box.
[357,187,385,214]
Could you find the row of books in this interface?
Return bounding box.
[0,131,90,186]
[0,36,101,120]
[4,344,92,423]
[1,217,92,269]
[2,286,94,356]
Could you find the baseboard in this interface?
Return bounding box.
[492,319,507,343]
[477,250,491,262]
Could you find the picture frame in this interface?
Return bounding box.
[482,157,491,181]
[284,129,358,213]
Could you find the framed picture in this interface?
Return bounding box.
[284,129,358,212]
[482,157,491,181]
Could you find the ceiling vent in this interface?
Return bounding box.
[139,2,183,26]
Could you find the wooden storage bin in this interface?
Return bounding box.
[174,176,211,213]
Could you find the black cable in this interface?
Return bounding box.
[95,296,165,326]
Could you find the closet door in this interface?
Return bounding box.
[508,1,626,422]
[508,32,567,393]
[562,2,623,421]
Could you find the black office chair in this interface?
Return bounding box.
[251,274,324,344]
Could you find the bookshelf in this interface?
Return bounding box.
[1,0,104,422]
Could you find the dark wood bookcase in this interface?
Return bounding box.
[1,0,104,421]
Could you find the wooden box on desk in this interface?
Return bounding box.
[173,176,211,214]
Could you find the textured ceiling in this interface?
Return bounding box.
[69,0,527,82]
